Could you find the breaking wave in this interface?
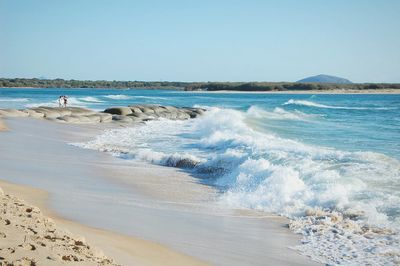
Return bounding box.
[25,97,89,108]
[104,94,132,100]
[79,96,104,103]
[103,94,167,101]
[283,99,395,110]
[247,106,321,121]
[133,96,168,100]
[0,97,30,102]
[74,106,400,265]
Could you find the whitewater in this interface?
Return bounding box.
[1,88,400,265]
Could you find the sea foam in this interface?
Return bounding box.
[79,96,104,103]
[247,105,321,121]
[25,97,89,108]
[283,99,396,110]
[104,94,132,100]
[0,97,30,102]
[74,106,400,265]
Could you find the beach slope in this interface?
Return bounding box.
[0,117,320,266]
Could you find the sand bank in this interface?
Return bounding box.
[0,117,320,265]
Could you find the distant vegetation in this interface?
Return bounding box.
[0,78,187,90]
[184,82,400,91]
[1,78,399,92]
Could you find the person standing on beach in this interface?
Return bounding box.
[58,96,63,107]
[63,95,68,107]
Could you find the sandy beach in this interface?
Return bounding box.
[0,180,207,266]
[2,1,399,264]
[0,119,6,131]
[0,181,117,265]
[0,116,320,265]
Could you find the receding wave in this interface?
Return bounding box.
[74,107,400,265]
[72,121,205,169]
[283,99,395,110]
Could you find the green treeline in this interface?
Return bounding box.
[0,78,187,89]
[1,78,399,91]
[184,82,400,91]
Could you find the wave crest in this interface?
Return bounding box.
[104,94,132,100]
[73,106,400,265]
[283,99,394,110]
[0,98,29,102]
[247,106,320,121]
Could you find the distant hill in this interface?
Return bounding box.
[297,74,352,84]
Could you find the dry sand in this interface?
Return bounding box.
[0,181,208,266]
[0,119,207,266]
[0,119,7,131]
[0,183,116,265]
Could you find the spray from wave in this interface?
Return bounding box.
[247,106,321,121]
[74,107,400,265]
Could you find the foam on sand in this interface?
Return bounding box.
[0,117,317,266]
[77,106,400,265]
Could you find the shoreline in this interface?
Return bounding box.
[0,117,320,265]
[1,86,399,94]
[0,180,208,266]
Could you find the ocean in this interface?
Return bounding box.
[1,88,400,265]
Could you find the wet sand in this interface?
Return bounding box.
[0,181,207,266]
[0,117,320,265]
[0,119,6,131]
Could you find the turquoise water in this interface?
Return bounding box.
[1,88,400,264]
[1,88,399,158]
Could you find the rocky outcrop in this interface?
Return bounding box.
[103,104,205,123]
[102,104,206,123]
[0,105,206,124]
[103,107,133,116]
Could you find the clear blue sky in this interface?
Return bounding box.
[1,0,399,82]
